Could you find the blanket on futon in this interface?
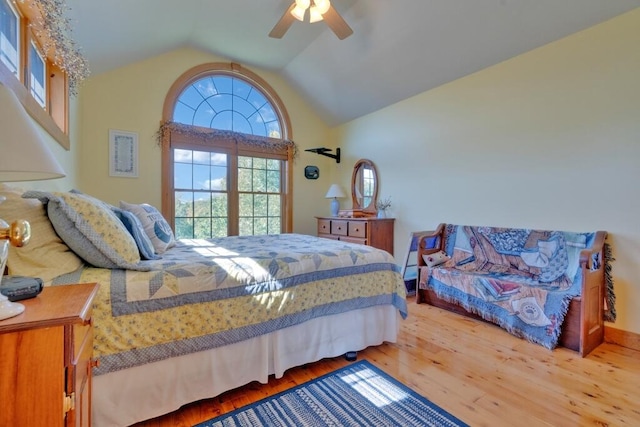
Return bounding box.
[52,234,407,375]
[420,225,598,349]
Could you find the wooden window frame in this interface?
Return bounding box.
[0,0,69,149]
[161,63,294,235]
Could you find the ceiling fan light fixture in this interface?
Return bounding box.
[291,4,306,21]
[313,0,331,15]
[295,0,311,8]
[309,6,323,23]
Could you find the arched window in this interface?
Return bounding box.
[161,63,293,238]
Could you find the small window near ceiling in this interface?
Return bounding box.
[29,41,46,108]
[173,75,282,138]
[0,0,20,75]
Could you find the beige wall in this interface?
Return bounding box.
[78,47,333,236]
[333,9,640,334]
[14,95,81,192]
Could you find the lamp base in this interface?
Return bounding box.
[330,198,340,217]
[0,294,25,320]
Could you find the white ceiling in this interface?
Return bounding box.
[65,0,640,126]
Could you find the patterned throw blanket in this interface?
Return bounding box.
[420,225,601,349]
[53,234,407,375]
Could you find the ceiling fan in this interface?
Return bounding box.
[269,0,353,40]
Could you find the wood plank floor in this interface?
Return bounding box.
[133,296,640,427]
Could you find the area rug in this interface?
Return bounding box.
[194,360,468,427]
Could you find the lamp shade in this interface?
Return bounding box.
[0,83,66,182]
[325,184,346,199]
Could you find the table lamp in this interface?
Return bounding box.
[325,184,346,217]
[0,82,66,320]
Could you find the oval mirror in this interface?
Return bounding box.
[351,159,378,215]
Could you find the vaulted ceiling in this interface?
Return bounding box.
[66,0,640,126]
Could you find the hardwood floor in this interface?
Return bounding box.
[133,296,640,426]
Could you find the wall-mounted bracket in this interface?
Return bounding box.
[305,147,341,164]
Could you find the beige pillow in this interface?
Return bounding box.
[0,184,83,283]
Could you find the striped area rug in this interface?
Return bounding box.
[195,360,468,427]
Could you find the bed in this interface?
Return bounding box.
[0,186,407,426]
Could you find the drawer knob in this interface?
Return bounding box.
[90,358,100,368]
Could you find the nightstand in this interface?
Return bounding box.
[0,283,99,427]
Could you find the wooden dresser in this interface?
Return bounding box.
[0,283,99,427]
[316,216,395,255]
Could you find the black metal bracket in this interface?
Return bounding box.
[305,147,341,164]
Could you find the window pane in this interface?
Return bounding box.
[211,217,227,238]
[238,168,252,192]
[194,218,211,239]
[210,166,226,191]
[174,163,193,189]
[0,0,19,75]
[194,192,212,217]
[193,104,214,128]
[212,193,227,217]
[268,217,281,235]
[253,217,268,236]
[253,194,268,216]
[173,75,281,139]
[266,170,280,193]
[252,168,266,193]
[239,217,253,236]
[29,42,46,108]
[211,110,233,131]
[239,193,253,217]
[193,164,210,190]
[175,218,194,239]
[175,191,194,217]
[268,194,281,216]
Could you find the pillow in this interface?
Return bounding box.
[422,250,450,268]
[112,207,161,260]
[22,190,146,270]
[0,185,83,283]
[69,189,160,261]
[119,201,176,254]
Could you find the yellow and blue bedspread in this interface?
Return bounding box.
[53,234,407,375]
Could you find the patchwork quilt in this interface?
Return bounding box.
[52,234,408,375]
[419,225,597,349]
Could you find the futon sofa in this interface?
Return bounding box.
[417,224,613,357]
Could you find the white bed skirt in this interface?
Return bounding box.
[92,305,402,427]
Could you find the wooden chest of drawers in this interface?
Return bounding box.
[316,216,395,255]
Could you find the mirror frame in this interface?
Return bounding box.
[351,159,379,216]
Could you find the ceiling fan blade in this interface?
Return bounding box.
[322,4,353,40]
[269,3,296,39]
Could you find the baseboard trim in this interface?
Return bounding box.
[604,325,640,352]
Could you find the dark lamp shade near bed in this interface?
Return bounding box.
[0,82,66,320]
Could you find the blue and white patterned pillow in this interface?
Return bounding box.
[113,208,161,260]
[119,201,176,254]
[23,191,149,270]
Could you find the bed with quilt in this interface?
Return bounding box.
[0,186,407,427]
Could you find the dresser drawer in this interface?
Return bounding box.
[317,219,331,234]
[348,221,366,238]
[331,220,348,236]
[341,236,367,246]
